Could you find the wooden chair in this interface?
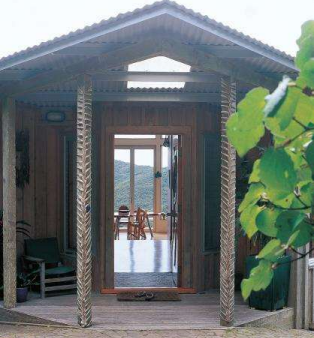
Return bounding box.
[127,208,147,240]
[115,205,130,240]
[23,237,76,298]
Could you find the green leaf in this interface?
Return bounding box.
[256,208,280,237]
[292,221,313,248]
[258,239,284,260]
[241,260,274,300]
[296,22,314,68]
[300,59,314,89]
[240,204,263,239]
[238,183,265,212]
[259,149,297,201]
[275,211,306,244]
[297,21,314,48]
[265,87,302,133]
[298,181,314,207]
[266,91,314,144]
[264,76,291,118]
[241,278,254,300]
[249,159,261,183]
[296,21,314,89]
[305,141,314,174]
[226,88,268,157]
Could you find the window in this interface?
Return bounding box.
[203,133,221,252]
[127,56,190,89]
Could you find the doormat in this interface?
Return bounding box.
[117,291,181,301]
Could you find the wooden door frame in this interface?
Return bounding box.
[99,123,193,291]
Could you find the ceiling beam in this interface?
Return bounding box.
[92,71,220,83]
[161,39,278,89]
[52,42,134,56]
[54,42,260,58]
[0,37,279,99]
[16,91,231,103]
[0,39,163,99]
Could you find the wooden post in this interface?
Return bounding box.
[2,97,16,309]
[220,77,236,326]
[288,245,310,329]
[76,75,93,328]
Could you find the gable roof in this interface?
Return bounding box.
[0,0,296,72]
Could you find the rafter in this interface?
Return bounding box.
[0,37,279,99]
[0,39,163,99]
[92,71,220,83]
[17,91,246,103]
[162,39,278,90]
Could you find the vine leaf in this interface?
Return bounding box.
[256,208,280,237]
[259,149,297,201]
[240,205,263,239]
[305,141,314,175]
[238,183,265,213]
[226,88,268,157]
[241,260,274,300]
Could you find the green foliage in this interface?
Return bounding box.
[226,21,314,300]
[226,88,268,157]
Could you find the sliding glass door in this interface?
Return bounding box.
[114,147,155,213]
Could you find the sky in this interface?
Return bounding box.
[0,0,313,59]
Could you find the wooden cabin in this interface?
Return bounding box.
[0,0,301,329]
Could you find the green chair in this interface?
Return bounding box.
[23,237,76,298]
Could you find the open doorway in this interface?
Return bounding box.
[113,134,181,288]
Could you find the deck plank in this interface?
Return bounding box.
[4,292,292,330]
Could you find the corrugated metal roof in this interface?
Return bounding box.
[0,0,298,107]
[0,0,295,70]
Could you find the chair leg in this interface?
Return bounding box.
[40,262,45,299]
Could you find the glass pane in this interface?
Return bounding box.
[134,149,154,212]
[114,149,131,211]
[162,146,170,213]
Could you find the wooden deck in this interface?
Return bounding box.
[4,291,293,330]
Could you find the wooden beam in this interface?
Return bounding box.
[92,71,220,83]
[54,43,260,58]
[1,70,220,84]
[76,75,93,328]
[219,77,236,326]
[2,97,16,309]
[162,39,278,89]
[52,42,134,56]
[1,38,278,98]
[17,91,230,103]
[0,39,163,99]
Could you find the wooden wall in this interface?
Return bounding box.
[0,100,253,292]
[0,103,76,257]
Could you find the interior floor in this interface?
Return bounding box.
[114,232,173,287]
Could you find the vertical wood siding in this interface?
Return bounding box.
[0,101,255,292]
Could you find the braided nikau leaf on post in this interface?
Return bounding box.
[220,77,236,327]
[76,75,93,328]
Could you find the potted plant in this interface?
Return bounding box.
[16,272,35,303]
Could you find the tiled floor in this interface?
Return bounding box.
[114,239,171,273]
[114,234,173,287]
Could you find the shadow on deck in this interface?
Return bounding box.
[1,290,293,330]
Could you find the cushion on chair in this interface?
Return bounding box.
[24,237,61,264]
[45,266,75,276]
